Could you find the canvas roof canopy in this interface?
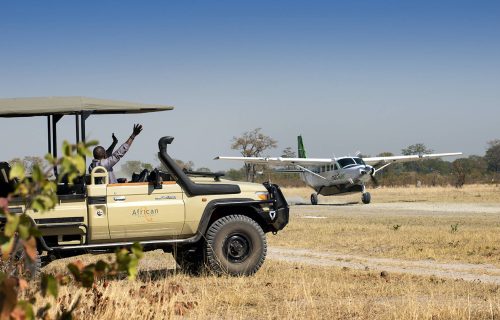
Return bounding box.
[0,97,174,172]
[0,96,174,117]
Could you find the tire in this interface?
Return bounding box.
[310,193,318,205]
[173,244,205,275]
[0,239,41,279]
[205,215,267,276]
[362,192,371,204]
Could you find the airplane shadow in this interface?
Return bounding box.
[294,201,360,207]
[388,199,428,203]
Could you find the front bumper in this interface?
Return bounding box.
[263,182,289,232]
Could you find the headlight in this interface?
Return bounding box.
[255,191,270,200]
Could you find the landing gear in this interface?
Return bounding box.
[361,192,371,204]
[310,193,318,205]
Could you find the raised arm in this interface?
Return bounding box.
[105,133,118,157]
[101,124,143,169]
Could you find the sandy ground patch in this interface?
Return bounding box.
[268,247,500,285]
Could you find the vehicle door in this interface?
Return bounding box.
[106,181,185,240]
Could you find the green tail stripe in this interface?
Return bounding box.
[298,135,307,158]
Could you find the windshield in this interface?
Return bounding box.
[353,157,365,165]
[337,158,356,168]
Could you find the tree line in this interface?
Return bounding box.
[224,129,500,188]
[9,131,500,187]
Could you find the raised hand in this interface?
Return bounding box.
[112,133,118,143]
[132,124,143,137]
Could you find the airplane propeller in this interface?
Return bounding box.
[370,173,379,187]
[360,166,379,187]
[369,167,379,187]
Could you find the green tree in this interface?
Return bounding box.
[231,128,277,182]
[154,154,194,172]
[225,168,245,181]
[485,139,500,173]
[401,143,436,174]
[377,152,394,157]
[401,143,433,156]
[121,160,154,177]
[281,147,296,158]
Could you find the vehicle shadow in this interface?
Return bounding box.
[137,268,179,281]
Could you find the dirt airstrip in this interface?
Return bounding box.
[268,199,500,285]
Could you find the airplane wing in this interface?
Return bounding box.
[214,156,334,166]
[363,152,462,168]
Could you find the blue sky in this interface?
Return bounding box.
[1,0,499,171]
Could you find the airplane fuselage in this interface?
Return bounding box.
[299,157,374,196]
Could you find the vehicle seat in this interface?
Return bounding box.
[131,169,149,182]
[0,162,16,197]
[57,174,86,195]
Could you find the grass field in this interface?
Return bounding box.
[282,184,500,204]
[274,184,500,266]
[32,254,500,319]
[24,185,500,319]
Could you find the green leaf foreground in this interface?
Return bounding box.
[1,140,143,319]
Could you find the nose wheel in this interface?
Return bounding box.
[310,193,318,205]
[361,192,371,204]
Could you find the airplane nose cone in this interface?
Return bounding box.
[367,166,375,175]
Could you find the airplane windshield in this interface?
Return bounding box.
[337,158,356,168]
[353,158,365,165]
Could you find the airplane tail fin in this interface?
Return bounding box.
[298,135,307,158]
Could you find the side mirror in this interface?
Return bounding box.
[153,169,163,189]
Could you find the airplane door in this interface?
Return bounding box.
[106,182,185,240]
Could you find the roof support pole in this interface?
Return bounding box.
[80,111,92,163]
[52,115,63,177]
[75,114,80,144]
[47,115,52,155]
[80,111,92,144]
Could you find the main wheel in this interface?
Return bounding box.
[0,239,41,279]
[362,192,371,204]
[205,215,267,276]
[310,193,318,205]
[173,244,205,275]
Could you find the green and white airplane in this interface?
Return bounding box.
[217,136,461,205]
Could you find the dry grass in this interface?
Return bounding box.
[272,185,500,266]
[282,184,500,203]
[28,252,500,319]
[21,185,500,319]
[268,209,500,267]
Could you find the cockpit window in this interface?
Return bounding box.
[337,158,356,168]
[353,157,365,165]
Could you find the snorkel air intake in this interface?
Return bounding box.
[158,136,240,196]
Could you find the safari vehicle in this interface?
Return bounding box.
[0,97,289,276]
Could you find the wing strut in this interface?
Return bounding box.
[374,162,392,175]
[295,164,328,180]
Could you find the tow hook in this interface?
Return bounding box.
[269,210,276,221]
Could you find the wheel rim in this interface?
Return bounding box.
[223,234,252,263]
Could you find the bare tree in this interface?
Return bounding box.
[231,128,277,182]
[9,156,45,174]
